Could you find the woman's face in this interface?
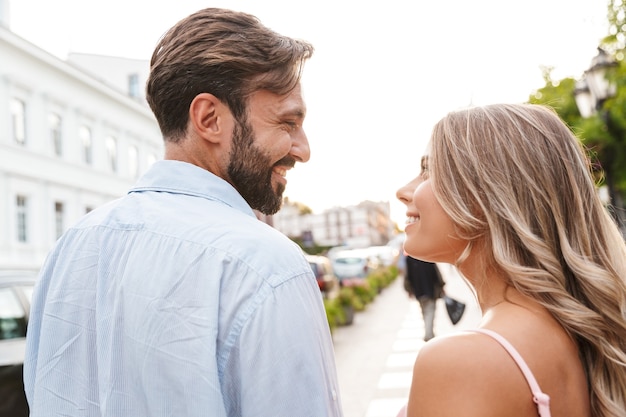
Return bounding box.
[396,154,467,264]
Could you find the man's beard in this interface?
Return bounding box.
[227,117,293,215]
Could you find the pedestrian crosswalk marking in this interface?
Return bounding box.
[397,328,419,338]
[392,338,422,351]
[386,352,418,368]
[367,302,422,416]
[377,372,413,389]
[365,398,407,417]
[335,267,480,417]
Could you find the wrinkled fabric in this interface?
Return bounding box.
[24,160,343,417]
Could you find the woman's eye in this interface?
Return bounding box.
[419,156,430,179]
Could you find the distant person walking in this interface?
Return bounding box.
[402,254,445,341]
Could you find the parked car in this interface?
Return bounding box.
[0,270,37,417]
[330,248,380,284]
[365,245,399,267]
[305,255,339,298]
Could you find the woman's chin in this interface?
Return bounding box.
[404,247,442,264]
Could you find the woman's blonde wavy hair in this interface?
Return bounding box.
[429,103,626,417]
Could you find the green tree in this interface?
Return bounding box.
[529,1,626,227]
[528,66,580,125]
[606,0,626,54]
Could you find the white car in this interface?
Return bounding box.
[366,245,399,267]
[0,270,37,415]
[331,249,379,282]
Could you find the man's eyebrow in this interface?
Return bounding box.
[281,108,306,119]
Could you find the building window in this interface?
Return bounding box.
[79,126,92,165]
[105,136,117,172]
[16,195,28,243]
[54,202,64,240]
[11,98,26,145]
[128,145,138,178]
[49,113,62,156]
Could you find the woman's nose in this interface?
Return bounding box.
[396,183,412,205]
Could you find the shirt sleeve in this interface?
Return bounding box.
[220,271,343,417]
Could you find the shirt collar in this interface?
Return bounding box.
[130,160,256,218]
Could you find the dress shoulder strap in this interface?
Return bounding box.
[471,329,551,417]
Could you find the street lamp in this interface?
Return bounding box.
[573,46,624,231]
[574,47,617,118]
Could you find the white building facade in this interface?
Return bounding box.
[0,8,396,269]
[273,200,395,249]
[0,25,163,270]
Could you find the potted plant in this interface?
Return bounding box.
[338,286,364,325]
[323,298,344,331]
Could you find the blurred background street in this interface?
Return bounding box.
[0,1,622,416]
[333,265,481,417]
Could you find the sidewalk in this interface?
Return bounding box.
[333,264,481,417]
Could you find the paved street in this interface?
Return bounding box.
[332,265,482,417]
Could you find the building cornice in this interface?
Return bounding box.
[0,25,154,121]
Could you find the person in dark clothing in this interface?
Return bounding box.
[402,254,445,341]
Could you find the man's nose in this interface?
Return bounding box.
[290,129,310,163]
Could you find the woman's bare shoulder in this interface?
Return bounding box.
[407,331,537,417]
[412,331,502,385]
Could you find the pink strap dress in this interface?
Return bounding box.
[395,329,551,417]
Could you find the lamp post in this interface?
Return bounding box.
[574,47,617,117]
[573,47,623,228]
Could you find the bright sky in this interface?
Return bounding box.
[8,0,608,228]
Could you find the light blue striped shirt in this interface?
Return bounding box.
[25,160,343,417]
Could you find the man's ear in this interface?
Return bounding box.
[189,93,232,144]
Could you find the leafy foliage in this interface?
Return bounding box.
[323,265,399,330]
[606,0,626,53]
[528,1,626,212]
[529,76,581,126]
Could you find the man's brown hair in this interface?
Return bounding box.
[146,8,314,142]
